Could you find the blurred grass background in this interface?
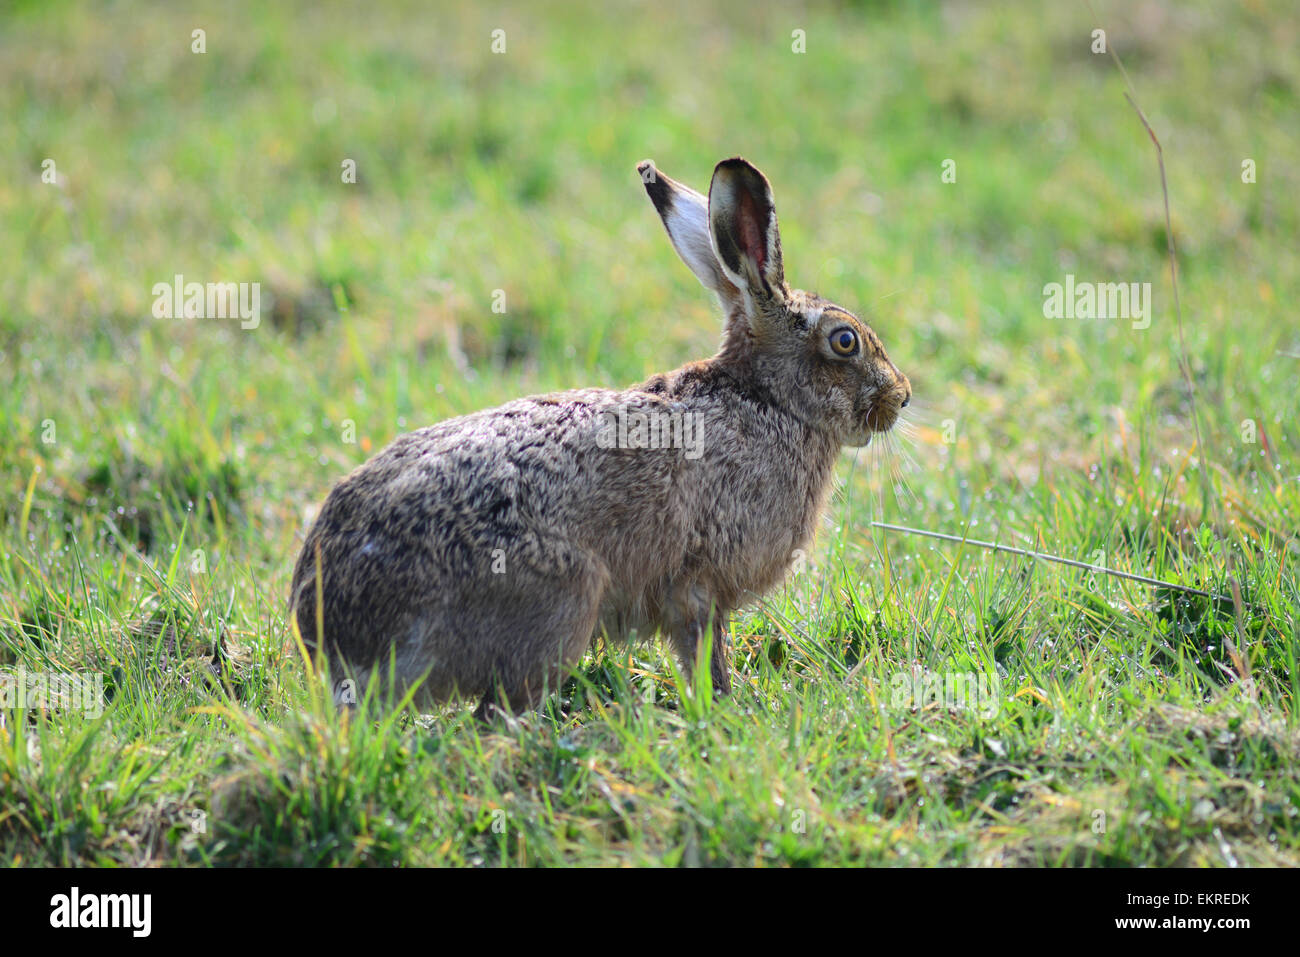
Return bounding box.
[1,0,1298,866]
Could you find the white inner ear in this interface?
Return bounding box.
[662,186,737,304]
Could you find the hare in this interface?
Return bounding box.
[290,157,910,719]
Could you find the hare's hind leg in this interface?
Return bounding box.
[471,557,608,721]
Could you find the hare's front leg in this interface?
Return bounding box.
[706,614,733,695]
[664,588,733,696]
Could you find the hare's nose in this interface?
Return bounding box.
[894,370,912,408]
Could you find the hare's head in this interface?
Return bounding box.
[639,157,910,446]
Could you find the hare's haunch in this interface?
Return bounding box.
[291,157,911,718]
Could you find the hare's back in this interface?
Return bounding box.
[301,389,680,578]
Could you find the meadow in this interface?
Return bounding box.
[1,0,1298,866]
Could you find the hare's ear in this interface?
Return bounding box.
[707,158,786,314]
[638,160,742,312]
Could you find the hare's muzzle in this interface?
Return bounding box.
[865,371,911,434]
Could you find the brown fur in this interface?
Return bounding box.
[290,157,910,717]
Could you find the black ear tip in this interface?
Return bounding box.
[637,160,673,210]
[712,157,773,198]
[714,156,758,176]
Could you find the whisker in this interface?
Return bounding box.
[870,521,1229,600]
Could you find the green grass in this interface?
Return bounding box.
[1,0,1298,866]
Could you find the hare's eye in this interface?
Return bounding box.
[828,328,859,357]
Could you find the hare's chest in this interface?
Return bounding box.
[690,457,833,602]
